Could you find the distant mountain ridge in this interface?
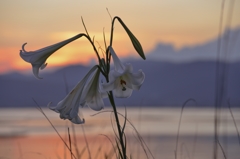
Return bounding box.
[1,27,239,108]
[0,60,239,107]
[146,27,240,62]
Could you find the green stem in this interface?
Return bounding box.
[109,17,118,47]
[108,91,126,159]
[107,16,127,158]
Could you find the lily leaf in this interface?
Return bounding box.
[115,17,146,60]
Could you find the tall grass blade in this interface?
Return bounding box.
[72,123,81,159]
[92,110,155,159]
[214,1,236,158]
[217,139,227,159]
[32,98,77,159]
[180,143,191,159]
[228,100,240,145]
[79,146,87,158]
[68,127,73,159]
[175,98,196,159]
[110,112,121,142]
[116,140,123,159]
[94,146,102,159]
[81,125,92,159]
[100,134,118,159]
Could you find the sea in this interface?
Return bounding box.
[0,107,239,159]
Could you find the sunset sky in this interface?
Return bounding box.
[0,0,240,74]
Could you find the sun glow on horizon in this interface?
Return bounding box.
[0,40,137,74]
[0,0,239,74]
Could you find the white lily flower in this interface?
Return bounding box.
[102,46,145,98]
[82,68,106,111]
[49,65,105,124]
[20,34,83,79]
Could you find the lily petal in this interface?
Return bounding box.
[112,76,133,98]
[70,116,85,124]
[109,46,125,73]
[82,68,105,111]
[20,34,84,79]
[49,66,98,124]
[102,46,145,98]
[129,70,145,90]
[114,86,133,98]
[102,78,115,92]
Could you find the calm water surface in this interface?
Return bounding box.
[0,107,239,159]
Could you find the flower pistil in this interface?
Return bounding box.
[120,77,127,91]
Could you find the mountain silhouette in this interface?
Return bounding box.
[146,27,240,62]
[0,27,239,107]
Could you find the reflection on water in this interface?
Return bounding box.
[0,107,240,159]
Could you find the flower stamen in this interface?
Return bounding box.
[120,78,126,91]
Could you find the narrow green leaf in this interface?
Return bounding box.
[116,17,146,60]
[116,140,123,159]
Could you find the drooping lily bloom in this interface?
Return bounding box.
[49,65,105,124]
[81,68,106,111]
[20,34,83,79]
[102,46,145,98]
